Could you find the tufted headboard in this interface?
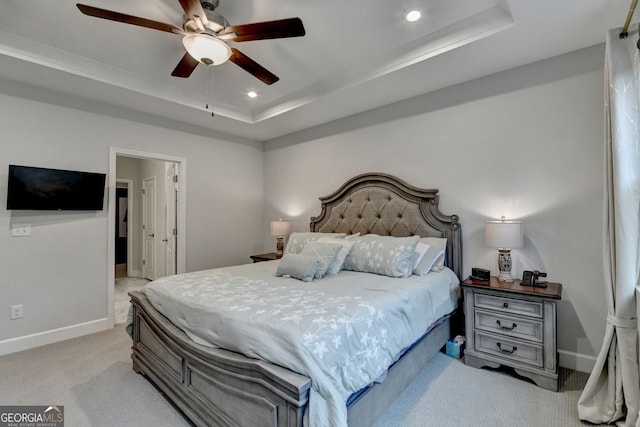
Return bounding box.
[310,173,462,279]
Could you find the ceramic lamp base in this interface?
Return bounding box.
[275,237,284,259]
[497,248,514,282]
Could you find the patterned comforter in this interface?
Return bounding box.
[140,261,459,427]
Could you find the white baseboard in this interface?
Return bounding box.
[558,349,597,373]
[0,318,111,357]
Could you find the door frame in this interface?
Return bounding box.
[115,179,134,276]
[108,147,187,327]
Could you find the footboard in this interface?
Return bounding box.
[129,291,311,427]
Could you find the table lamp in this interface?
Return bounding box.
[485,216,523,282]
[270,219,291,259]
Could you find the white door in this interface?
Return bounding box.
[164,163,178,276]
[142,176,156,280]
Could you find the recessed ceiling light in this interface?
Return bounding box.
[405,10,421,22]
[247,91,257,98]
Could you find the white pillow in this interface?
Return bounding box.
[300,241,343,279]
[413,241,430,269]
[318,237,355,275]
[424,237,447,271]
[413,237,447,275]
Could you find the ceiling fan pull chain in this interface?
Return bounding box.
[205,67,210,110]
[209,66,215,117]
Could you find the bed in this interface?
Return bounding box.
[128,172,462,427]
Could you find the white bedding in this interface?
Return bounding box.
[141,261,459,427]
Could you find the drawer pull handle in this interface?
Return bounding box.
[497,343,517,354]
[503,302,509,308]
[496,320,517,331]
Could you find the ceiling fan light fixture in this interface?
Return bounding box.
[182,33,231,66]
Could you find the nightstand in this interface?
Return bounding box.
[461,276,562,391]
[250,252,278,263]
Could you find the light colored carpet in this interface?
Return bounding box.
[373,352,594,427]
[0,325,603,427]
[0,325,190,427]
[71,361,192,426]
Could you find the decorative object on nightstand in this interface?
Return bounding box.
[521,270,548,288]
[270,219,291,259]
[471,267,491,282]
[250,252,278,263]
[485,216,523,282]
[461,276,562,391]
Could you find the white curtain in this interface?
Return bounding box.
[577,29,640,426]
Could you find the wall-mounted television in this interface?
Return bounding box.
[6,165,106,211]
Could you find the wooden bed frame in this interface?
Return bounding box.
[129,172,462,427]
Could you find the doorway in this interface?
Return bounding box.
[108,147,187,327]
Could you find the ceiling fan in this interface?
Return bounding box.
[76,0,305,85]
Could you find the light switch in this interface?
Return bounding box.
[11,224,31,237]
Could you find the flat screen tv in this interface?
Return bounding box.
[6,165,106,210]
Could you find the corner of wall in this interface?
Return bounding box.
[558,349,596,373]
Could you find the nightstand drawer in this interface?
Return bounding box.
[474,331,543,368]
[474,309,543,342]
[475,294,543,318]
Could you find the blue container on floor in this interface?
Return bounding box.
[446,337,464,359]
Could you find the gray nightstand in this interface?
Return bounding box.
[461,276,562,391]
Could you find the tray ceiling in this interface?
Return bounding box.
[0,0,632,141]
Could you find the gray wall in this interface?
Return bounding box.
[0,44,608,371]
[0,93,264,353]
[263,45,607,371]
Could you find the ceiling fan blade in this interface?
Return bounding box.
[229,48,279,85]
[171,52,200,78]
[76,4,184,35]
[178,0,208,30]
[223,18,305,42]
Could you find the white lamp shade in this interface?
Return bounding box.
[182,34,231,65]
[485,220,523,249]
[270,220,291,237]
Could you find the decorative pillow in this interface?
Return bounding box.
[300,241,344,279]
[425,237,447,271]
[413,248,443,275]
[413,237,448,275]
[413,241,430,269]
[276,253,320,282]
[318,237,356,275]
[343,234,420,278]
[284,232,346,255]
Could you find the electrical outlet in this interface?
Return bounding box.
[10,305,23,320]
[11,225,31,237]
